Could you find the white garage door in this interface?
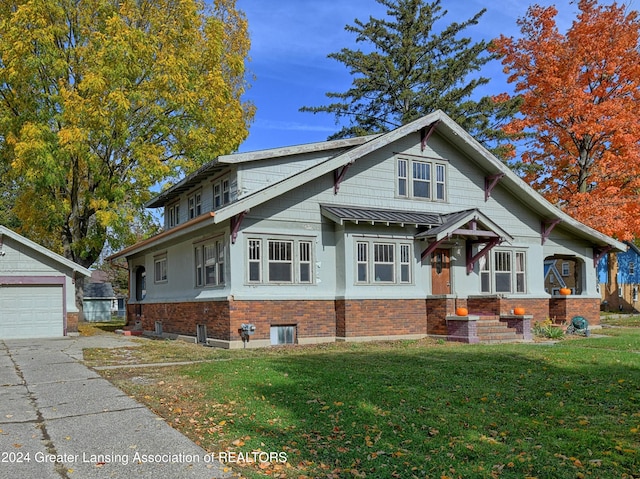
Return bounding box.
[0,284,64,339]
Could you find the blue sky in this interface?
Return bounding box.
[235,0,594,153]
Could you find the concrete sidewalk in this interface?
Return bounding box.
[0,335,229,478]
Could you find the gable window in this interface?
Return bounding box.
[479,249,527,294]
[154,255,167,283]
[213,177,231,210]
[397,157,446,201]
[168,203,180,228]
[397,159,408,196]
[356,240,413,284]
[412,161,431,198]
[562,262,570,276]
[247,236,314,284]
[195,238,225,287]
[630,262,635,275]
[188,191,202,219]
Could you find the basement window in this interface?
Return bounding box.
[270,325,296,345]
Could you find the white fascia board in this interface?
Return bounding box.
[219,135,381,164]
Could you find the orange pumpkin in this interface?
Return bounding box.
[456,307,468,316]
[514,307,526,315]
[559,287,571,296]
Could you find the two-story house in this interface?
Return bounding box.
[109,110,625,347]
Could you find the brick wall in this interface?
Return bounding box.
[549,296,600,326]
[229,299,336,342]
[467,297,551,324]
[125,294,599,346]
[426,297,455,336]
[128,299,336,343]
[128,301,231,340]
[336,299,427,338]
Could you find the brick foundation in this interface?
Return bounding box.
[426,297,456,336]
[549,296,600,326]
[336,299,427,339]
[125,294,600,347]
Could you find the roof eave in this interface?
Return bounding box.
[107,212,215,261]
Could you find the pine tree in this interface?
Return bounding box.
[300,0,519,156]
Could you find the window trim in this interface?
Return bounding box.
[154,255,168,283]
[396,156,447,202]
[246,235,315,285]
[213,176,231,210]
[168,202,180,228]
[479,249,527,294]
[188,190,202,219]
[194,236,226,288]
[355,239,413,285]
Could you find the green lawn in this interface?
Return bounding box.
[97,327,640,478]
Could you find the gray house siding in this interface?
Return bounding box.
[113,111,624,347]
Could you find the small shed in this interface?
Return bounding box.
[0,225,91,339]
[83,282,117,322]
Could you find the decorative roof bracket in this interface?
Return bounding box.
[334,163,352,194]
[230,210,248,244]
[593,245,612,268]
[421,236,449,262]
[541,219,562,245]
[420,120,440,151]
[485,173,505,201]
[466,237,501,275]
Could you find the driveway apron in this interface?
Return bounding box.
[0,337,229,479]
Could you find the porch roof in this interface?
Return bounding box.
[320,205,513,243]
[415,208,514,243]
[320,204,442,228]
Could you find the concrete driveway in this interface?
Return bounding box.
[0,336,229,478]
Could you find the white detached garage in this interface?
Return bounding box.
[0,226,91,339]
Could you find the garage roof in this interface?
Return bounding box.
[0,226,91,277]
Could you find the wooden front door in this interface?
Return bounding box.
[431,249,451,295]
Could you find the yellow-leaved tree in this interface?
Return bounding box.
[0,0,254,317]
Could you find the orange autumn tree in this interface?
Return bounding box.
[493,0,640,240]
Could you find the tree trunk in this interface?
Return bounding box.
[75,275,86,323]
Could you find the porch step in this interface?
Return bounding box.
[476,316,524,343]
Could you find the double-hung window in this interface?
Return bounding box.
[479,249,527,294]
[247,237,314,284]
[213,177,231,210]
[168,203,180,228]
[154,255,167,283]
[397,157,446,201]
[188,191,202,219]
[356,240,412,284]
[194,238,225,287]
